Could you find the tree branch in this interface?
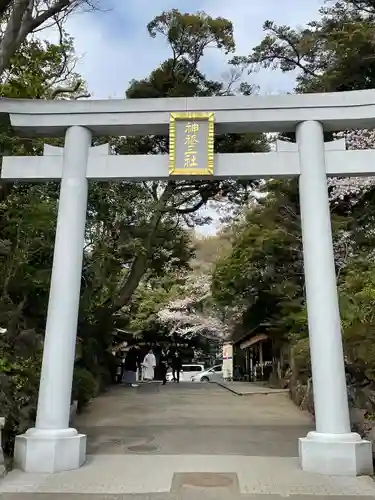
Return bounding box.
[0,0,30,75]
[0,0,13,18]
[0,0,99,76]
[175,198,206,214]
[50,80,91,99]
[21,0,71,35]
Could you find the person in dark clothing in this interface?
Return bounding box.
[171,350,182,383]
[123,345,141,387]
[159,348,169,385]
[115,352,123,384]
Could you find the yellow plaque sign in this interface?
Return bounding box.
[169,112,214,176]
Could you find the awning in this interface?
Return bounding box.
[240,333,268,350]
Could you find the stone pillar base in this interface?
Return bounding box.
[14,428,86,473]
[299,431,373,476]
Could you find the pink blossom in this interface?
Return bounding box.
[328,130,375,202]
[157,274,230,340]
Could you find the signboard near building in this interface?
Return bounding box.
[169,112,214,176]
[222,342,233,381]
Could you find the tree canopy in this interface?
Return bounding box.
[232,0,375,93]
[211,0,375,394]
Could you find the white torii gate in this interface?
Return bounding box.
[1,90,375,477]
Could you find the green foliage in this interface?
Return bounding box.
[212,181,304,338]
[214,0,375,389]
[0,344,42,457]
[72,367,99,410]
[128,9,235,100]
[211,175,375,364]
[339,262,375,382]
[148,9,235,57]
[1,36,79,99]
[232,1,375,93]
[126,278,179,333]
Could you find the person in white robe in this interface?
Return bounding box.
[142,349,156,381]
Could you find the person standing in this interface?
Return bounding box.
[171,350,182,383]
[142,348,156,382]
[115,351,123,384]
[159,348,169,385]
[123,345,141,387]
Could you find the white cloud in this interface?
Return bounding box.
[59,0,324,98]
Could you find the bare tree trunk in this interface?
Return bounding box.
[113,183,174,310]
[0,0,30,75]
[0,0,89,76]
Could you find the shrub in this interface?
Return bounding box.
[72,367,98,411]
[0,350,41,459]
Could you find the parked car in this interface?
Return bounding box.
[191,364,223,383]
[166,364,205,382]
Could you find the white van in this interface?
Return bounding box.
[166,364,205,382]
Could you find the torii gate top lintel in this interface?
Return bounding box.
[1,88,375,137]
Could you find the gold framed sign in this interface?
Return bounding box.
[169,112,214,176]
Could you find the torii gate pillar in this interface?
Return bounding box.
[14,126,92,473]
[296,121,372,475]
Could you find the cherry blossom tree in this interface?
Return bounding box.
[326,129,375,271]
[157,274,230,340]
[328,129,375,202]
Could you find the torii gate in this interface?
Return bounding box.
[1,90,375,476]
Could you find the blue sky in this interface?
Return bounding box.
[63,0,324,99]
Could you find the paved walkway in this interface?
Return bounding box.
[1,382,375,499]
[216,381,289,396]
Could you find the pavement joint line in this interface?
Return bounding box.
[214,382,289,396]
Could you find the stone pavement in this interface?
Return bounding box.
[215,381,289,396]
[4,495,375,500]
[1,383,375,498]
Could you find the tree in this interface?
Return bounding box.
[0,31,89,204]
[121,233,234,354]
[212,181,305,340]
[0,0,100,76]
[190,232,232,274]
[210,172,364,347]
[205,0,375,411]
[157,273,230,341]
[211,142,375,390]
[103,9,269,321]
[232,0,375,93]
[0,34,87,99]
[329,130,375,204]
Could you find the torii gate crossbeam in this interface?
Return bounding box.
[1,89,374,477]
